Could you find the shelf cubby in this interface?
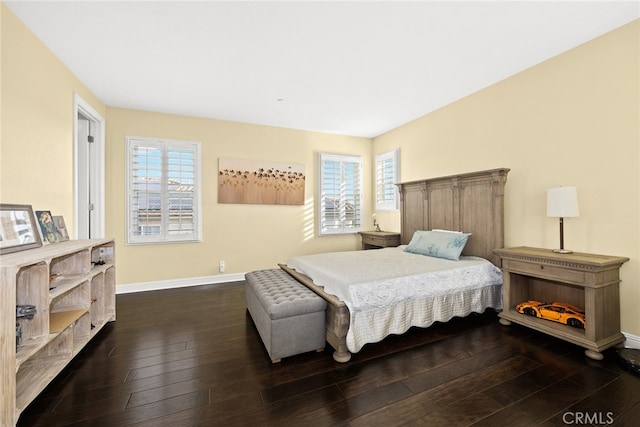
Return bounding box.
[16,327,73,413]
[50,280,90,313]
[50,249,90,276]
[91,241,115,266]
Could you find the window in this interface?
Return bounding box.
[375,149,400,211]
[126,136,201,244]
[318,153,363,235]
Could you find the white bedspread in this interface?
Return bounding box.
[286,246,503,352]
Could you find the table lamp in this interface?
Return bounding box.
[547,186,579,253]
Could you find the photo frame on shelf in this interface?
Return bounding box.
[35,210,58,244]
[53,215,69,242]
[0,204,43,254]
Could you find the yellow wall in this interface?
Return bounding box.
[2,4,371,288]
[374,20,640,337]
[106,108,371,284]
[1,4,106,222]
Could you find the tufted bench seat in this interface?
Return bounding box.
[245,268,326,363]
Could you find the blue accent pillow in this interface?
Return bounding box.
[404,230,471,260]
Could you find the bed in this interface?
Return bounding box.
[281,168,510,362]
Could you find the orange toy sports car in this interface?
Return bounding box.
[515,300,586,329]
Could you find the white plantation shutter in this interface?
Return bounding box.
[126,137,201,244]
[375,149,399,211]
[319,153,363,235]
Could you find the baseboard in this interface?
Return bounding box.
[116,273,246,294]
[623,332,640,349]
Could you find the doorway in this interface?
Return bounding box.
[74,94,105,239]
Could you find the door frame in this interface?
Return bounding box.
[73,93,106,239]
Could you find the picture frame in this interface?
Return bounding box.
[0,204,43,255]
[35,210,58,244]
[218,157,306,205]
[53,215,69,242]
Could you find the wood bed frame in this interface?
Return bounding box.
[281,167,510,362]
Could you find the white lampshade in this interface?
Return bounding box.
[547,186,579,218]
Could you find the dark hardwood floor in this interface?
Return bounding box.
[17,281,640,426]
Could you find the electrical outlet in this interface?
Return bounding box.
[219,260,225,273]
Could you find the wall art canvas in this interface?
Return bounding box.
[218,158,305,205]
[35,210,58,244]
[0,204,43,254]
[53,215,70,242]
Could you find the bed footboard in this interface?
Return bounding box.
[279,264,351,362]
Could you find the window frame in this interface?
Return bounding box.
[318,153,364,236]
[375,149,400,212]
[125,136,202,245]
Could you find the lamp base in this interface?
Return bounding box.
[553,248,574,254]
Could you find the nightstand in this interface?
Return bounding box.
[358,231,401,250]
[494,246,629,360]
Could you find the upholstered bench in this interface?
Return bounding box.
[245,268,326,363]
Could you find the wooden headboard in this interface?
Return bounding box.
[397,168,509,267]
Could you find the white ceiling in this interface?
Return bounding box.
[5,1,639,138]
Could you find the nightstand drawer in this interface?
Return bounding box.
[358,231,401,249]
[362,235,398,247]
[507,260,585,284]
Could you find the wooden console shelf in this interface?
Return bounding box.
[494,246,628,360]
[1,238,116,426]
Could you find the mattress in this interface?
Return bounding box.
[286,246,503,352]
